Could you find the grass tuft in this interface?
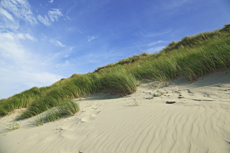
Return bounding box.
[5,122,21,132]
[32,100,79,126]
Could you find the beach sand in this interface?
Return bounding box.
[0,69,230,153]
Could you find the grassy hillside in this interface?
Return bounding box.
[0,24,229,124]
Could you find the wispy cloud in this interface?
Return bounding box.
[141,29,172,38]
[25,33,37,41]
[56,41,65,47]
[0,0,37,25]
[0,7,14,21]
[18,71,62,87]
[0,67,63,98]
[0,32,64,99]
[0,8,19,32]
[146,46,165,53]
[37,15,51,26]
[145,40,166,54]
[147,40,163,47]
[37,9,63,26]
[66,0,78,17]
[50,39,65,47]
[0,1,65,99]
[0,33,26,61]
[49,0,54,4]
[48,9,63,22]
[56,60,69,68]
[16,33,37,41]
[87,35,98,42]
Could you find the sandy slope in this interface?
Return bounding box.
[0,69,230,153]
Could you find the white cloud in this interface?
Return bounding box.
[56,60,69,68]
[0,67,63,99]
[16,33,36,41]
[141,29,172,38]
[0,33,26,60]
[16,33,25,39]
[0,0,37,25]
[147,40,163,46]
[56,41,65,47]
[0,7,14,21]
[18,71,62,87]
[37,9,63,26]
[87,35,98,42]
[0,6,19,31]
[48,9,63,22]
[0,1,68,99]
[49,0,54,4]
[67,27,74,31]
[50,39,65,47]
[66,16,71,20]
[146,46,165,53]
[25,33,36,41]
[0,32,64,99]
[37,14,51,26]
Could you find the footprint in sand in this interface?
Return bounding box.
[80,107,101,123]
[177,89,194,98]
[175,90,184,99]
[55,128,65,134]
[186,89,193,96]
[203,92,210,97]
[80,113,99,123]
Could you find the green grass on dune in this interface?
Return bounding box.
[30,100,79,126]
[0,86,51,116]
[129,36,230,81]
[0,24,230,124]
[19,66,138,119]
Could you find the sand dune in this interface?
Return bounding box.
[0,69,230,153]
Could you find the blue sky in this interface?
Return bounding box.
[0,0,229,99]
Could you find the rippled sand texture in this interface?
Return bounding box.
[0,69,230,153]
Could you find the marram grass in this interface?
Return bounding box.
[128,31,230,82]
[0,24,230,124]
[31,100,79,126]
[18,65,138,119]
